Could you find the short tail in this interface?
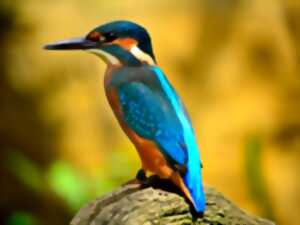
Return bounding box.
[183,140,206,213]
[171,170,206,214]
[183,168,206,213]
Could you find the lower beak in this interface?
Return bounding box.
[44,37,97,50]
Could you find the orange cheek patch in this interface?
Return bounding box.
[112,38,137,50]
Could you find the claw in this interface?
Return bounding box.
[136,169,147,182]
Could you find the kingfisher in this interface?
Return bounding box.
[44,20,206,214]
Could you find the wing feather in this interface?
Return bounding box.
[117,82,187,166]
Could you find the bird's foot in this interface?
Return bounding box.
[136,169,147,182]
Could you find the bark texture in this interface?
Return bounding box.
[70,181,275,225]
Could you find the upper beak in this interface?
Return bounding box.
[43,37,97,50]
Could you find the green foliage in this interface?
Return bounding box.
[47,161,91,211]
[6,211,39,225]
[6,150,136,213]
[6,151,44,193]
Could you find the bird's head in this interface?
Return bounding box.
[44,20,156,66]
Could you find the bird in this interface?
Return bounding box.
[44,20,206,214]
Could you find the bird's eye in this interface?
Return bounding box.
[87,32,101,42]
[104,32,117,42]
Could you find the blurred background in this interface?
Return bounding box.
[0,0,299,224]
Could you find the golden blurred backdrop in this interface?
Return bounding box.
[0,0,300,224]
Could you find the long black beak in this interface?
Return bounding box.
[44,37,97,50]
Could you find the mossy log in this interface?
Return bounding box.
[70,177,275,225]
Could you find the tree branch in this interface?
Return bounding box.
[70,178,275,225]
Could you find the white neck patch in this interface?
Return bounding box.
[130,46,155,65]
[87,49,120,66]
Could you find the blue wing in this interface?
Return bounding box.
[117,81,187,166]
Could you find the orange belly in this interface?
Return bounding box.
[128,131,174,178]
